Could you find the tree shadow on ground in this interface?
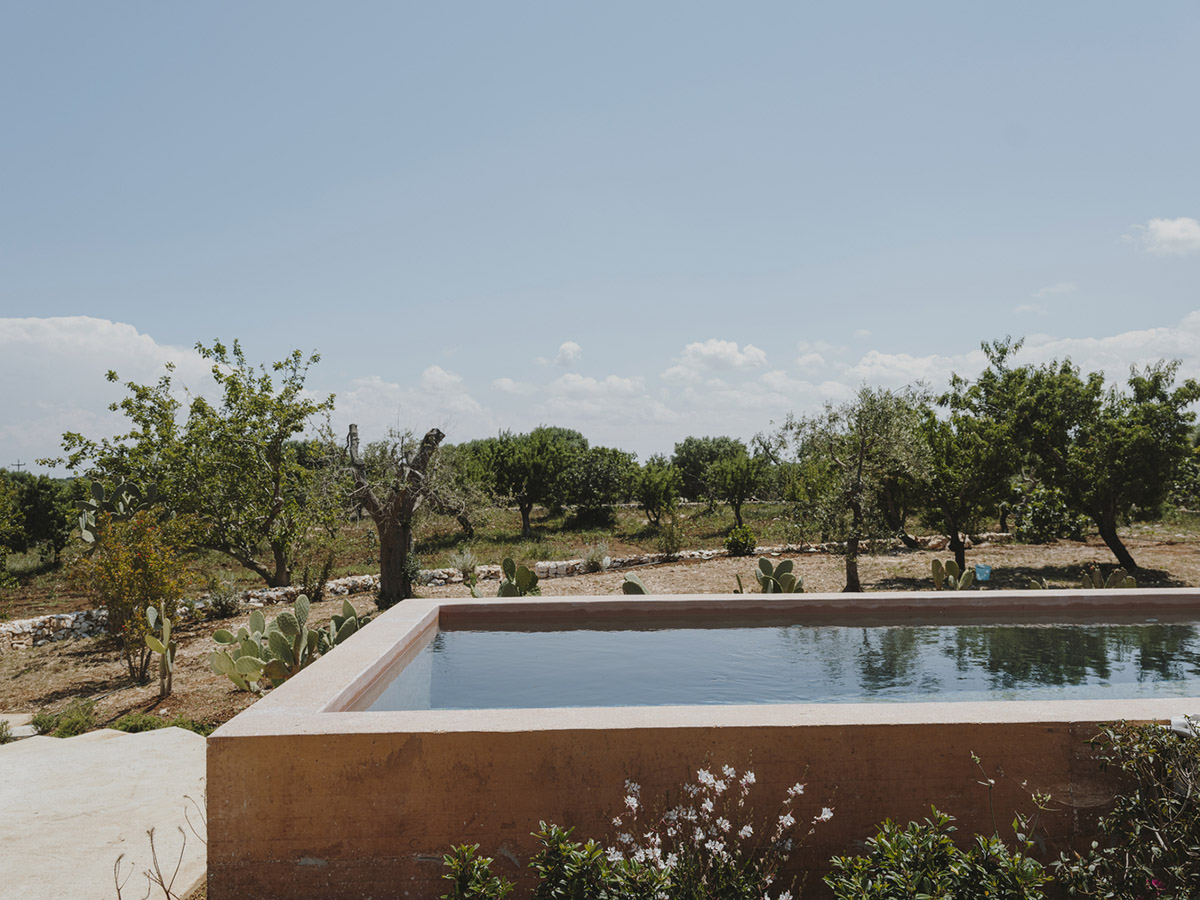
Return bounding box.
[874,562,1187,592]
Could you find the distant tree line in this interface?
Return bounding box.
[11,335,1197,604]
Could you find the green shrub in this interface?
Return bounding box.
[826,807,1050,899]
[47,698,97,737]
[441,844,514,900]
[655,518,683,559]
[582,542,610,573]
[204,578,242,619]
[74,511,187,683]
[30,709,57,735]
[112,712,214,736]
[0,719,14,744]
[1054,720,1200,896]
[1012,484,1089,543]
[724,524,757,556]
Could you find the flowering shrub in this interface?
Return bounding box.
[441,764,832,900]
[74,511,187,682]
[607,767,831,900]
[1054,720,1200,897]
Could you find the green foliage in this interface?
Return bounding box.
[562,446,637,525]
[1011,484,1089,544]
[36,698,98,738]
[75,479,162,545]
[144,600,178,698]
[917,394,1011,570]
[654,517,683,559]
[754,557,803,593]
[825,807,1050,899]
[440,844,514,900]
[209,594,366,692]
[778,386,927,592]
[31,710,58,735]
[75,511,186,683]
[111,712,214,736]
[931,558,975,590]
[672,435,747,503]
[49,340,336,588]
[962,341,1200,570]
[483,428,588,537]
[1079,563,1136,590]
[583,542,610,573]
[1054,720,1200,897]
[704,453,768,527]
[498,557,540,597]
[724,524,757,556]
[0,719,14,744]
[204,578,243,619]
[633,455,682,526]
[620,573,649,594]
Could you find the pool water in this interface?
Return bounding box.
[367,619,1200,711]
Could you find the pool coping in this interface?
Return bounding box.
[212,587,1200,738]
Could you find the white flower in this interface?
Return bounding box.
[813,806,834,823]
[625,779,640,795]
[722,764,736,778]
[705,839,726,855]
[714,779,728,793]
[787,783,805,797]
[738,824,754,839]
[778,812,796,828]
[625,794,640,812]
[741,771,757,786]
[618,832,634,845]
[701,798,715,814]
[778,892,793,900]
[606,848,624,863]
[665,852,678,868]
[697,768,715,786]
[693,827,706,845]
[716,817,731,833]
[612,816,623,827]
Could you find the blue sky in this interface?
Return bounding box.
[2,3,1198,470]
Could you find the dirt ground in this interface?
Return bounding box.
[3,532,1199,728]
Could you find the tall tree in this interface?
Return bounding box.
[704,452,768,527]
[47,340,335,586]
[960,340,1200,570]
[671,436,747,505]
[780,387,925,592]
[917,400,1015,572]
[346,424,446,609]
[486,427,586,537]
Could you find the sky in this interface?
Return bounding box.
[2,3,1198,473]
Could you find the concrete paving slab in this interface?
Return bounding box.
[0,712,36,739]
[0,727,206,900]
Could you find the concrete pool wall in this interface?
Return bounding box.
[208,589,1200,899]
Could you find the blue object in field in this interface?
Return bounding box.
[975,564,992,582]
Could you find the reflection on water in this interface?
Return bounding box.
[367,620,1200,711]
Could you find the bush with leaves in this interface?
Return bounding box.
[655,517,683,559]
[1054,720,1200,897]
[75,511,187,683]
[1012,483,1090,544]
[826,807,1050,899]
[443,764,831,900]
[634,455,682,526]
[725,524,757,557]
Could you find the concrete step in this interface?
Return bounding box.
[0,725,207,900]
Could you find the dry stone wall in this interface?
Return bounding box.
[0,532,1012,653]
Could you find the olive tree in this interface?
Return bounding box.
[779,387,926,592]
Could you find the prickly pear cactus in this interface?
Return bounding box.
[753,558,804,593]
[210,594,343,692]
[1081,565,1137,590]
[932,559,974,590]
[497,558,540,597]
[621,573,649,595]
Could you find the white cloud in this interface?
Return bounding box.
[542,373,678,424]
[661,339,767,384]
[334,366,484,440]
[1126,217,1200,256]
[1034,282,1077,297]
[795,352,828,374]
[1015,303,1046,315]
[0,317,212,470]
[536,340,583,367]
[853,329,871,339]
[491,377,536,396]
[554,341,581,366]
[847,348,988,388]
